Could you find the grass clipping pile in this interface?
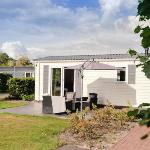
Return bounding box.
[60,106,135,149]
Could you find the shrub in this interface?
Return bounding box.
[21,94,34,101]
[8,78,35,99]
[0,73,12,92]
[69,106,133,140]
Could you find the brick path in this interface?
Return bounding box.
[57,145,89,150]
[110,125,150,150]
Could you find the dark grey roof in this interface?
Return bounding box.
[34,54,135,61]
[0,66,34,72]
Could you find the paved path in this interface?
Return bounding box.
[0,93,9,99]
[110,125,150,150]
[0,101,67,119]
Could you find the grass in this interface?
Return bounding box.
[0,113,70,150]
[0,100,28,109]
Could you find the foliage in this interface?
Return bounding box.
[128,49,150,78]
[21,94,34,101]
[8,78,35,99]
[0,73,12,92]
[128,0,150,133]
[69,106,133,140]
[0,53,32,67]
[128,103,150,139]
[138,0,150,21]
[0,53,14,66]
[128,0,150,78]
[0,101,28,109]
[0,113,70,150]
[16,57,32,66]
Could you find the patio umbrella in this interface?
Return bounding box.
[66,61,116,111]
[67,61,115,70]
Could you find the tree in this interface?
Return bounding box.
[16,57,32,67]
[129,0,150,78]
[128,0,150,138]
[0,53,11,66]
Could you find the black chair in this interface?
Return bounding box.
[89,93,98,106]
[82,93,98,110]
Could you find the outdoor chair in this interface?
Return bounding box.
[42,95,53,114]
[82,97,91,110]
[65,92,79,111]
[82,93,98,110]
[65,92,76,101]
[42,95,66,114]
[51,96,66,113]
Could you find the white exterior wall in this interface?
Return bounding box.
[35,59,150,106]
[136,66,150,105]
[35,62,40,101]
[83,60,137,106]
[35,61,83,100]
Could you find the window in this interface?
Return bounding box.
[25,72,33,78]
[117,68,126,81]
[52,68,61,96]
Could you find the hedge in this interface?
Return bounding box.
[8,78,35,99]
[0,73,12,92]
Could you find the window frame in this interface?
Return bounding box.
[117,67,126,82]
[25,72,33,78]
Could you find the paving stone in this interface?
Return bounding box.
[109,126,150,150]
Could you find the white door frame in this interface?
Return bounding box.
[50,67,63,97]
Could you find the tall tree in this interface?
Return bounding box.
[129,0,150,78]
[128,0,150,136]
[16,57,32,67]
[0,53,13,66]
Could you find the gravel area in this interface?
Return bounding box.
[59,122,136,150]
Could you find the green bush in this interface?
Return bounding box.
[8,78,35,99]
[0,73,12,92]
[21,94,34,101]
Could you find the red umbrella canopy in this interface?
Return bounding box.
[66,61,115,70]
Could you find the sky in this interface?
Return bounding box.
[0,0,142,59]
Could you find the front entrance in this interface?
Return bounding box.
[64,69,74,96]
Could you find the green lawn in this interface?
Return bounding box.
[0,101,28,109]
[0,113,70,150]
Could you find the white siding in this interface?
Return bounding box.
[35,62,40,101]
[35,61,83,100]
[83,70,136,106]
[136,67,150,105]
[35,59,150,107]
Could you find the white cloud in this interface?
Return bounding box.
[99,0,137,23]
[1,41,27,59]
[0,0,143,58]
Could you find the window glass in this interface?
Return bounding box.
[117,68,126,81]
[52,68,61,96]
[26,73,31,77]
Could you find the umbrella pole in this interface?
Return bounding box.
[80,69,83,112]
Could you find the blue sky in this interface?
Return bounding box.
[0,0,140,59]
[52,0,100,9]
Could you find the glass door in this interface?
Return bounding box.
[52,68,61,96]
